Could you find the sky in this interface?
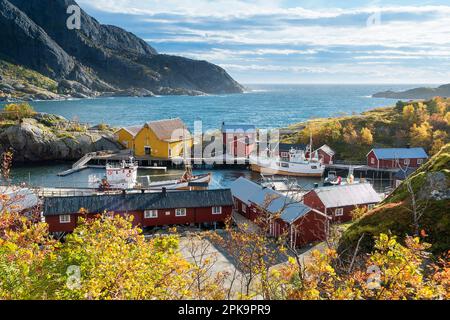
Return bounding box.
[77,0,450,84]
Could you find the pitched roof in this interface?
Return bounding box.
[230,177,317,224]
[146,118,188,141]
[43,189,233,216]
[230,177,261,205]
[0,187,39,212]
[370,148,428,160]
[311,183,381,208]
[222,123,256,132]
[318,144,335,156]
[394,168,417,180]
[122,125,143,137]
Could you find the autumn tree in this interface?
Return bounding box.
[409,122,432,148]
[430,130,448,155]
[360,127,373,145]
[343,123,358,144]
[402,104,416,124]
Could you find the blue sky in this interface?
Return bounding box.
[77,0,450,84]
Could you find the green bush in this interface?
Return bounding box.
[1,103,36,121]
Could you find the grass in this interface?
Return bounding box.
[339,143,450,256]
[0,60,58,93]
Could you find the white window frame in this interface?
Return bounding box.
[59,215,71,224]
[241,203,247,213]
[175,208,187,217]
[144,210,158,219]
[417,159,423,165]
[404,159,410,165]
[371,157,375,165]
[335,208,344,217]
[212,206,222,215]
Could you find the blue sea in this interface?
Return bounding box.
[9,84,420,130]
[4,84,422,190]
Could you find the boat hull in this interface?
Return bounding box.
[250,163,324,177]
[146,174,211,190]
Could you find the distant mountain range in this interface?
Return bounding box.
[373,83,450,100]
[0,0,244,100]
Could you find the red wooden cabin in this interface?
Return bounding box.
[43,189,234,233]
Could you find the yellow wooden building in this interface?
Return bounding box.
[116,118,192,159]
[116,125,143,151]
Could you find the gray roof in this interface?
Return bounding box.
[230,177,262,205]
[312,183,381,208]
[317,144,335,156]
[394,168,417,180]
[231,177,316,224]
[0,187,39,212]
[123,125,143,137]
[146,118,188,141]
[371,148,428,160]
[43,189,233,216]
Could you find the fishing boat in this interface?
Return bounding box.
[249,135,325,177]
[95,157,211,191]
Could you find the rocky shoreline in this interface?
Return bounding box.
[0,112,124,162]
[0,77,210,103]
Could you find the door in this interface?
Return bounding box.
[144,146,152,155]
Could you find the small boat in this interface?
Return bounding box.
[323,168,359,187]
[96,157,211,191]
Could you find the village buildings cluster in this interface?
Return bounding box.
[5,117,430,249]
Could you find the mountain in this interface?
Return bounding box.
[339,143,450,255]
[372,84,450,100]
[0,0,243,100]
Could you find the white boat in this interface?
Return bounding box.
[96,157,211,191]
[104,158,139,189]
[250,147,325,177]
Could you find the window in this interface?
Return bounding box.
[144,146,151,155]
[417,159,423,165]
[212,206,222,215]
[368,204,375,211]
[59,215,71,224]
[123,141,128,148]
[404,159,410,165]
[168,148,172,157]
[371,157,375,165]
[144,210,158,219]
[335,208,344,217]
[175,208,187,217]
[281,152,289,158]
[241,203,247,213]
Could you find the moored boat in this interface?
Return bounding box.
[249,147,325,177]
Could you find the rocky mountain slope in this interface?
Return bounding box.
[373,84,450,100]
[0,0,243,100]
[339,143,450,255]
